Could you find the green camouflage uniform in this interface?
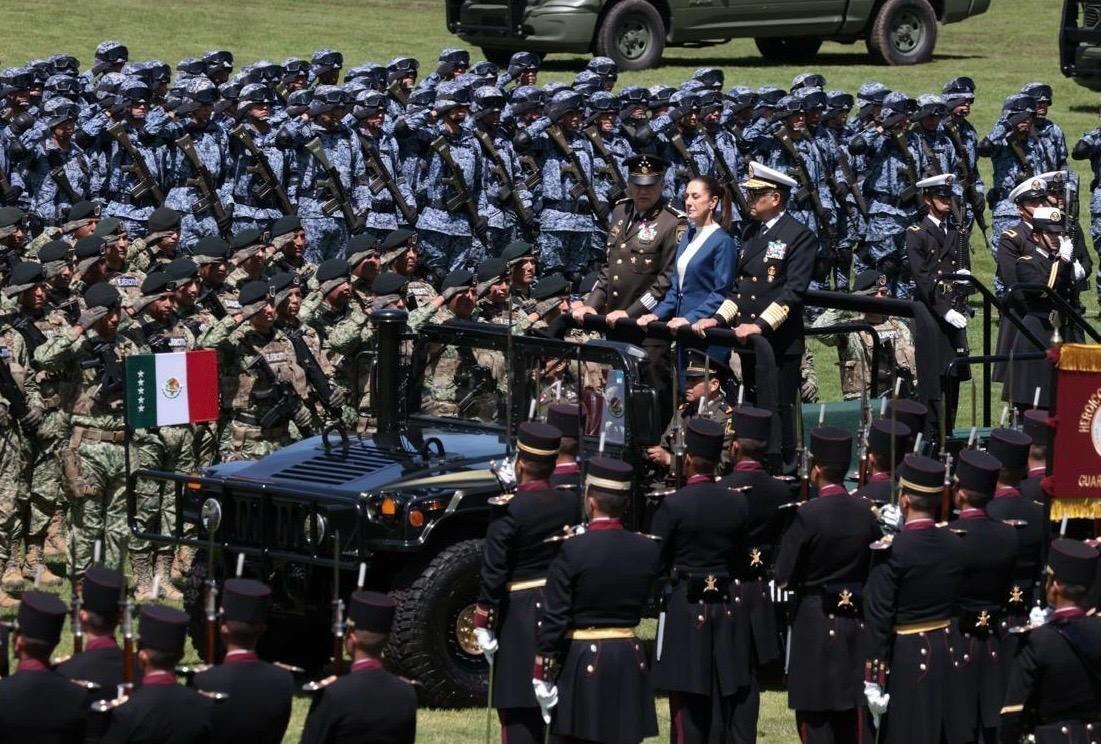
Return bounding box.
[408,304,500,420]
[659,394,736,474]
[811,308,918,400]
[0,324,36,571]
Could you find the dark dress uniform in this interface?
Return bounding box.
[548,461,582,490]
[999,539,1101,744]
[992,218,1041,385]
[864,456,967,744]
[775,428,882,743]
[852,418,913,506]
[713,210,815,467]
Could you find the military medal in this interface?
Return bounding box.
[638,222,656,244]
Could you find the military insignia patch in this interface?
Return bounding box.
[0,346,9,359]
[114,276,139,287]
[638,223,656,244]
[765,240,787,260]
[767,265,777,281]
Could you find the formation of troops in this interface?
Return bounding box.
[0,38,1098,743]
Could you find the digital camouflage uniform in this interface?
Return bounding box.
[1073,126,1101,303]
[0,321,35,596]
[408,303,500,420]
[298,298,360,430]
[811,307,917,400]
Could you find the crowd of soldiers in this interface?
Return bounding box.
[0,38,1099,743]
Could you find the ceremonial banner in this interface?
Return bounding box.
[1048,343,1101,519]
[125,351,220,429]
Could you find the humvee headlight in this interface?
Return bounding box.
[303,513,328,546]
[380,497,397,517]
[408,509,425,528]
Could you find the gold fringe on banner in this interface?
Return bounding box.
[1050,498,1101,520]
[1056,344,1101,373]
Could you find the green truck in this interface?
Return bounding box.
[448,0,991,71]
[1061,0,1101,90]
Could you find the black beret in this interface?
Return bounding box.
[0,207,26,228]
[546,403,580,436]
[585,456,633,491]
[229,227,264,251]
[16,590,67,644]
[810,426,852,467]
[165,257,198,281]
[371,271,407,296]
[886,398,928,440]
[346,233,379,265]
[476,257,508,284]
[686,417,724,463]
[517,421,561,461]
[899,454,943,496]
[733,405,771,442]
[7,261,44,289]
[270,271,299,294]
[138,604,189,653]
[500,239,534,266]
[987,428,1031,471]
[38,240,73,264]
[192,236,231,260]
[147,207,181,233]
[75,235,107,259]
[853,268,887,295]
[1047,538,1098,587]
[531,274,569,302]
[441,269,474,292]
[955,449,1001,496]
[93,217,124,237]
[221,578,272,625]
[140,271,176,296]
[239,280,273,307]
[348,590,395,634]
[578,270,599,295]
[380,228,416,252]
[270,215,302,238]
[316,258,350,284]
[1022,409,1050,447]
[867,418,912,457]
[66,200,100,223]
[84,281,121,309]
[82,566,124,617]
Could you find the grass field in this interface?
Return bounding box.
[3,0,1098,740]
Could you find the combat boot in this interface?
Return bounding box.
[156,553,183,601]
[22,540,63,588]
[44,511,67,558]
[132,551,155,601]
[170,545,193,590]
[1,558,24,593]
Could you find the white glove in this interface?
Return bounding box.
[1074,260,1086,282]
[1058,236,1074,262]
[864,681,890,726]
[491,458,516,490]
[474,628,497,664]
[532,679,558,724]
[944,309,968,329]
[1029,605,1053,627]
[954,268,971,276]
[878,504,903,536]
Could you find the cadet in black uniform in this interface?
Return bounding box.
[717,404,792,736]
[694,162,816,470]
[949,449,1019,744]
[852,418,912,506]
[0,591,87,744]
[101,604,214,744]
[651,418,750,744]
[999,538,1101,743]
[1019,409,1050,504]
[885,398,929,453]
[299,591,417,744]
[864,454,967,744]
[546,403,582,489]
[193,578,294,744]
[775,426,882,744]
[534,457,662,744]
[985,427,1045,624]
[472,422,582,744]
[56,566,137,703]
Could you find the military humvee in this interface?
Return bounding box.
[1061,0,1101,91]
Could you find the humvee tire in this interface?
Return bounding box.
[868,0,938,65]
[595,0,666,71]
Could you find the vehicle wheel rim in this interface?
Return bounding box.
[891,11,923,54]
[617,18,651,61]
[454,603,482,656]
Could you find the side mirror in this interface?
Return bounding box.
[630,386,662,447]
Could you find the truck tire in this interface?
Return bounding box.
[388,539,488,707]
[754,37,823,63]
[868,0,938,65]
[595,0,666,72]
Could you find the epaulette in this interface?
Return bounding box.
[197,690,229,702]
[870,534,894,550]
[487,494,514,507]
[663,204,686,219]
[1004,229,1018,238]
[68,678,101,691]
[543,523,586,543]
[614,197,631,206]
[637,533,663,542]
[302,674,338,693]
[175,663,211,677]
[52,654,73,665]
[1004,518,1029,528]
[90,695,130,713]
[908,224,921,232]
[1017,255,1033,261]
[273,661,305,674]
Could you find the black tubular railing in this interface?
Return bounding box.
[942,352,1047,428]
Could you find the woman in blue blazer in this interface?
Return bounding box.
[638,175,737,363]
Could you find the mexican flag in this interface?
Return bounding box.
[125,350,220,429]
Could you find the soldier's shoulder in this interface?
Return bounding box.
[1002,228,1018,239]
[661,204,686,220]
[907,224,922,232]
[1017,254,1033,261]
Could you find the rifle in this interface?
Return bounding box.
[669,356,686,488]
[305,137,363,233]
[0,168,19,206]
[6,313,48,356]
[71,550,83,654]
[795,396,808,500]
[230,125,295,215]
[1007,130,1035,179]
[197,287,227,321]
[358,133,418,226]
[429,136,490,244]
[889,128,920,206]
[516,153,542,192]
[247,352,302,429]
[856,390,870,487]
[774,124,833,236]
[47,149,81,206]
[203,503,217,664]
[943,121,990,238]
[473,128,537,242]
[106,121,165,206]
[120,593,134,690]
[835,149,870,219]
[546,125,609,229]
[668,131,702,182]
[175,133,233,239]
[285,327,339,418]
[702,129,751,219]
[331,530,344,676]
[583,125,628,203]
[79,338,125,403]
[456,364,496,415]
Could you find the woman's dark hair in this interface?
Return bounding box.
[691,175,732,230]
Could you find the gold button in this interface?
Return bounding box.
[920,648,927,656]
[752,277,757,282]
[963,654,970,661]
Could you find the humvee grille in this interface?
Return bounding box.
[270,442,395,485]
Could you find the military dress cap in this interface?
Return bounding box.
[517,421,562,462]
[886,398,928,439]
[684,350,726,381]
[65,200,101,226]
[585,457,633,492]
[75,236,107,272]
[743,161,798,192]
[141,207,179,236]
[440,269,475,301]
[686,418,725,463]
[345,233,379,268]
[16,591,67,644]
[1008,176,1048,204]
[139,604,189,653]
[942,76,976,102]
[615,153,665,188]
[1031,206,1065,234]
[1022,409,1050,446]
[852,268,888,295]
[546,403,581,436]
[348,590,395,633]
[1047,538,1099,587]
[82,566,124,617]
[733,405,772,442]
[138,270,177,301]
[810,426,852,467]
[916,173,955,196]
[987,428,1031,470]
[371,272,408,308]
[955,448,1001,495]
[165,257,198,282]
[1037,170,1070,192]
[1020,81,1053,104]
[84,281,121,309]
[94,217,126,242]
[899,454,944,495]
[867,418,912,457]
[228,228,265,262]
[192,236,231,264]
[531,273,569,302]
[221,578,272,625]
[270,271,301,308]
[500,240,534,268]
[4,261,45,296]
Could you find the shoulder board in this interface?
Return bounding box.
[52,654,73,665]
[197,690,230,702]
[90,695,130,713]
[663,204,686,219]
[272,661,305,674]
[487,494,514,507]
[908,224,921,232]
[614,197,631,206]
[175,663,212,676]
[302,674,338,693]
[68,678,102,691]
[1004,229,1018,238]
[1017,255,1033,261]
[637,532,662,542]
[869,534,894,551]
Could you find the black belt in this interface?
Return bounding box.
[870,193,913,208]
